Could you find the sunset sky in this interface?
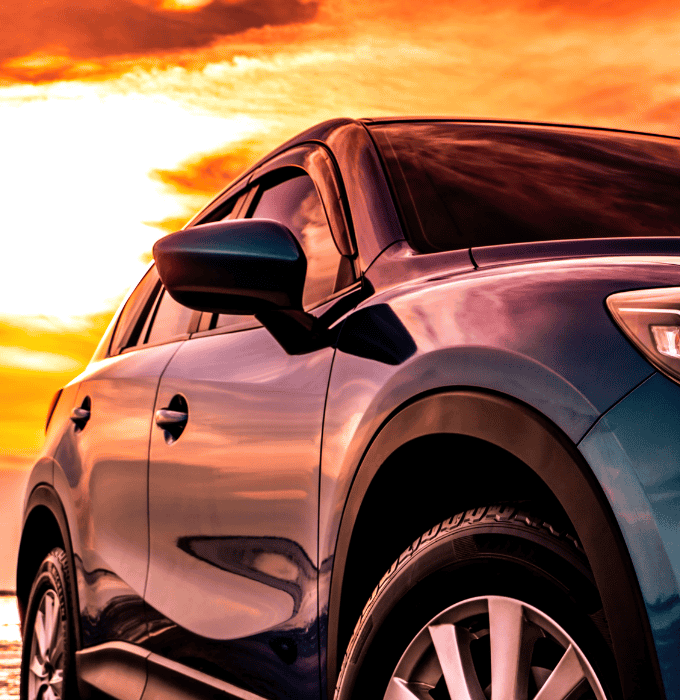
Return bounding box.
[2,0,680,589]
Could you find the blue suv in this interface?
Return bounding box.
[17,118,680,700]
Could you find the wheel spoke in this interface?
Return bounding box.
[34,608,48,660]
[533,645,586,700]
[384,678,437,700]
[46,592,61,654]
[51,620,64,668]
[429,623,486,700]
[488,597,530,700]
[28,674,46,700]
[29,656,46,681]
[50,669,64,698]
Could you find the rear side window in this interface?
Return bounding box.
[370,122,680,252]
[109,265,161,355]
[145,289,196,346]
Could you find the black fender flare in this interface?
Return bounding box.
[18,483,82,650]
[327,389,663,700]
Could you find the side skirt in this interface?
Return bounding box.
[76,642,268,700]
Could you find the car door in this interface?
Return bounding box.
[143,145,359,700]
[65,264,199,648]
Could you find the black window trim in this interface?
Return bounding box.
[117,288,202,355]
[190,146,361,337]
[245,164,356,307]
[189,278,363,342]
[108,265,162,358]
[182,143,363,340]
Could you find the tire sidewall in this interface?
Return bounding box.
[20,549,77,700]
[335,516,618,700]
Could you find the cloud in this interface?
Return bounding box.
[150,142,262,195]
[0,348,81,373]
[0,0,318,81]
[0,312,112,466]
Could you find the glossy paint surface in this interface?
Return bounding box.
[319,250,680,689]
[579,372,680,700]
[55,343,182,648]
[21,119,680,700]
[143,325,333,700]
[325,122,405,269]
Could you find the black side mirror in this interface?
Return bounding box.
[153,219,307,314]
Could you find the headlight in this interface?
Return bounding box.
[607,287,680,384]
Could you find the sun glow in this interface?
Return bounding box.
[160,0,213,10]
[0,82,261,319]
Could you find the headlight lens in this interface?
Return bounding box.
[607,287,680,383]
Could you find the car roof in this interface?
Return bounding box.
[187,116,680,230]
[359,116,680,141]
[236,116,680,183]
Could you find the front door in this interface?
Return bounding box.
[144,160,356,700]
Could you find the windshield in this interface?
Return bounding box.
[369,121,680,253]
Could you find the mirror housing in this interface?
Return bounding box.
[153,219,307,314]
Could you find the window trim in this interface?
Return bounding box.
[244,168,348,312]
[249,144,357,260]
[136,288,202,349]
[189,279,363,341]
[187,144,361,337]
[186,184,251,227]
[108,265,162,358]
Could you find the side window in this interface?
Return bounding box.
[196,189,256,333]
[109,265,161,356]
[145,288,196,346]
[210,170,351,333]
[196,189,247,225]
[249,173,342,309]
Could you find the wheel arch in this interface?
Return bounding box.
[326,388,664,700]
[17,484,81,649]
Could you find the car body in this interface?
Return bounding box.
[16,117,680,700]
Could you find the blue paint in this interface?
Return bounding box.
[580,372,680,700]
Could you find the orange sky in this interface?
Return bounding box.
[1,0,680,587]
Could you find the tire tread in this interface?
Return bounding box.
[335,504,586,697]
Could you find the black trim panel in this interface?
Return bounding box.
[76,642,269,700]
[144,651,268,700]
[77,642,149,700]
[328,389,664,700]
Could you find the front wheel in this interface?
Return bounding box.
[335,505,618,700]
[20,548,78,700]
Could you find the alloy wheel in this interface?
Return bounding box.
[384,595,607,700]
[27,589,65,700]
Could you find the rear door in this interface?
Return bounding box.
[66,264,198,648]
[143,145,358,700]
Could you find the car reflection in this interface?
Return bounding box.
[176,535,316,616]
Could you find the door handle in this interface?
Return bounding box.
[155,409,188,428]
[70,396,91,430]
[155,394,189,444]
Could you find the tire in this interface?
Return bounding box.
[20,548,78,700]
[334,505,618,700]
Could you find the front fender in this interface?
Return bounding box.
[325,389,662,700]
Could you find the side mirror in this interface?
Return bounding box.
[152,219,307,314]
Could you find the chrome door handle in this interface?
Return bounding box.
[155,394,188,444]
[155,409,188,428]
[70,397,91,430]
[70,407,90,422]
